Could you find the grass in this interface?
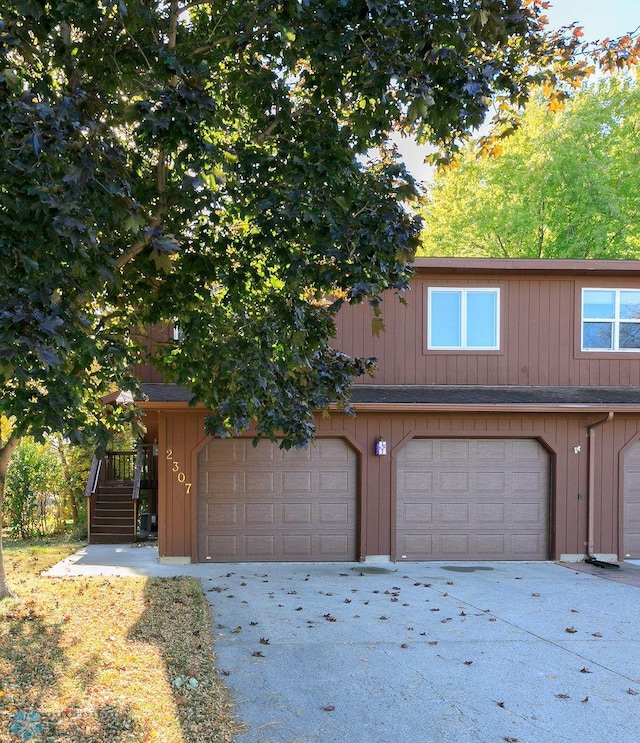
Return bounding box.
[0,538,243,743]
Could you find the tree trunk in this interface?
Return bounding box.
[56,435,78,522]
[0,432,20,599]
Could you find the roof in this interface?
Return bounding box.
[413,257,640,277]
[137,383,640,413]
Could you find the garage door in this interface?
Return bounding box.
[396,438,549,560]
[198,438,357,562]
[623,442,640,559]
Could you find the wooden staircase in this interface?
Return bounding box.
[90,483,137,544]
[86,446,158,545]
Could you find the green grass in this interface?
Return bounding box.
[0,538,242,742]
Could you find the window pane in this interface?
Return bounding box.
[619,323,640,349]
[430,291,461,347]
[583,290,615,319]
[583,322,613,349]
[466,291,497,348]
[620,291,640,320]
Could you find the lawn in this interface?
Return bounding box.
[0,539,242,743]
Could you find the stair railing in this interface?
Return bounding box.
[84,456,102,498]
[132,446,145,501]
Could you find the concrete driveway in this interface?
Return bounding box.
[206,562,640,743]
[47,550,640,743]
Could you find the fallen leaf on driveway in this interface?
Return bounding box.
[259,637,270,645]
[580,667,592,674]
[531,593,540,597]
[322,705,335,712]
[627,688,639,696]
[252,651,265,657]
[592,632,603,637]
[565,627,577,634]
[555,694,570,700]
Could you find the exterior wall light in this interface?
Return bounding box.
[375,438,387,456]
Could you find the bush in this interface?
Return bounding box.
[5,438,64,538]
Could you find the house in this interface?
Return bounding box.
[89,258,640,564]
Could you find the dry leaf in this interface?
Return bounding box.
[251,651,264,658]
[401,643,409,649]
[555,694,570,700]
[322,705,335,712]
[580,667,592,674]
[592,632,603,637]
[464,660,473,665]
[259,637,270,645]
[565,627,577,634]
[531,593,540,597]
[582,696,589,703]
[627,688,639,696]
[497,701,505,708]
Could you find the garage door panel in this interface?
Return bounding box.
[397,438,549,561]
[476,503,505,524]
[477,473,506,491]
[440,472,470,492]
[440,534,470,555]
[476,534,505,555]
[623,442,640,558]
[198,438,357,562]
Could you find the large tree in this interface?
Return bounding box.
[0,0,637,596]
[420,72,640,258]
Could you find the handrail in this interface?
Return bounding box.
[132,446,145,501]
[84,456,102,498]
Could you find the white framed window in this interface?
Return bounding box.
[582,288,640,351]
[427,287,500,350]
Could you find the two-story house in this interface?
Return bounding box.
[91,258,640,565]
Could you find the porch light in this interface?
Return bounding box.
[375,438,387,456]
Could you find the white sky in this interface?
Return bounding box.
[399,0,639,182]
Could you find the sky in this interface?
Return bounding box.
[399,0,640,182]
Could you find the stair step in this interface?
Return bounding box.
[91,523,135,534]
[92,516,135,525]
[90,534,137,544]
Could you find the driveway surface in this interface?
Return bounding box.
[47,550,640,743]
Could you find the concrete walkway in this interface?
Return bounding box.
[45,548,640,743]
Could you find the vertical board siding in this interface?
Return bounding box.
[333,273,640,387]
[157,409,637,562]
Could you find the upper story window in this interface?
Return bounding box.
[427,288,500,350]
[582,288,640,351]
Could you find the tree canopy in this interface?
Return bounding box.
[420,71,640,259]
[0,0,637,450]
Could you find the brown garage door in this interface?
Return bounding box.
[396,438,549,561]
[623,442,640,559]
[198,438,357,562]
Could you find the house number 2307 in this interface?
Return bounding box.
[165,449,192,494]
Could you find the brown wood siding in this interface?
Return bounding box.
[152,407,637,563]
[333,274,640,387]
[133,323,174,383]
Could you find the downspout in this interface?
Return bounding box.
[585,412,619,568]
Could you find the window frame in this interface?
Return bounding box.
[427,287,501,351]
[581,287,640,352]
